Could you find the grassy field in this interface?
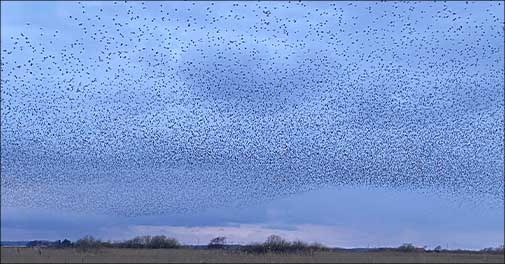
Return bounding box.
[1,247,504,263]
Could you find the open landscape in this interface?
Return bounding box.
[2,235,504,263]
[1,1,504,263]
[2,247,504,263]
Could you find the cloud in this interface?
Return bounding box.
[88,223,504,250]
[100,223,353,246]
[2,186,503,249]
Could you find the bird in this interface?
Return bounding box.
[0,1,503,216]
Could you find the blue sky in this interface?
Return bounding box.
[1,1,504,249]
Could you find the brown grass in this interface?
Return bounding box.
[1,247,504,263]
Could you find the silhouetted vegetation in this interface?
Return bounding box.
[116,235,180,249]
[21,235,504,257]
[433,245,443,252]
[23,235,181,251]
[75,236,104,252]
[480,245,504,254]
[208,236,227,249]
[396,243,422,252]
[242,235,329,254]
[26,239,73,248]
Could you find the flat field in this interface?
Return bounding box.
[1,247,504,263]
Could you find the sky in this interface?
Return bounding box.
[1,1,504,249]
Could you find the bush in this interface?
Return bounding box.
[497,245,505,253]
[290,240,309,251]
[397,243,416,252]
[243,242,269,254]
[75,236,103,252]
[26,240,53,248]
[480,245,504,254]
[264,235,291,252]
[118,235,180,249]
[61,239,73,248]
[149,235,180,249]
[100,240,114,248]
[308,242,329,252]
[74,235,180,250]
[242,235,328,254]
[208,236,227,249]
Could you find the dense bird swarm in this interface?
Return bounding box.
[1,1,503,216]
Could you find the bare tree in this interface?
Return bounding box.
[208,236,227,249]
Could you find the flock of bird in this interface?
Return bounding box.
[1,1,503,216]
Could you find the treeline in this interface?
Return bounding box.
[240,235,329,254]
[26,239,73,248]
[23,235,504,255]
[370,243,504,254]
[74,235,181,251]
[25,235,180,251]
[23,235,328,254]
[476,246,504,254]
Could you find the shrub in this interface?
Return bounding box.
[498,245,505,253]
[264,235,291,252]
[242,235,328,254]
[480,245,504,254]
[397,243,416,252]
[118,235,180,249]
[26,240,53,248]
[149,235,180,249]
[309,242,329,252]
[208,236,227,249]
[75,235,103,252]
[61,239,73,248]
[243,242,269,254]
[290,240,309,251]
